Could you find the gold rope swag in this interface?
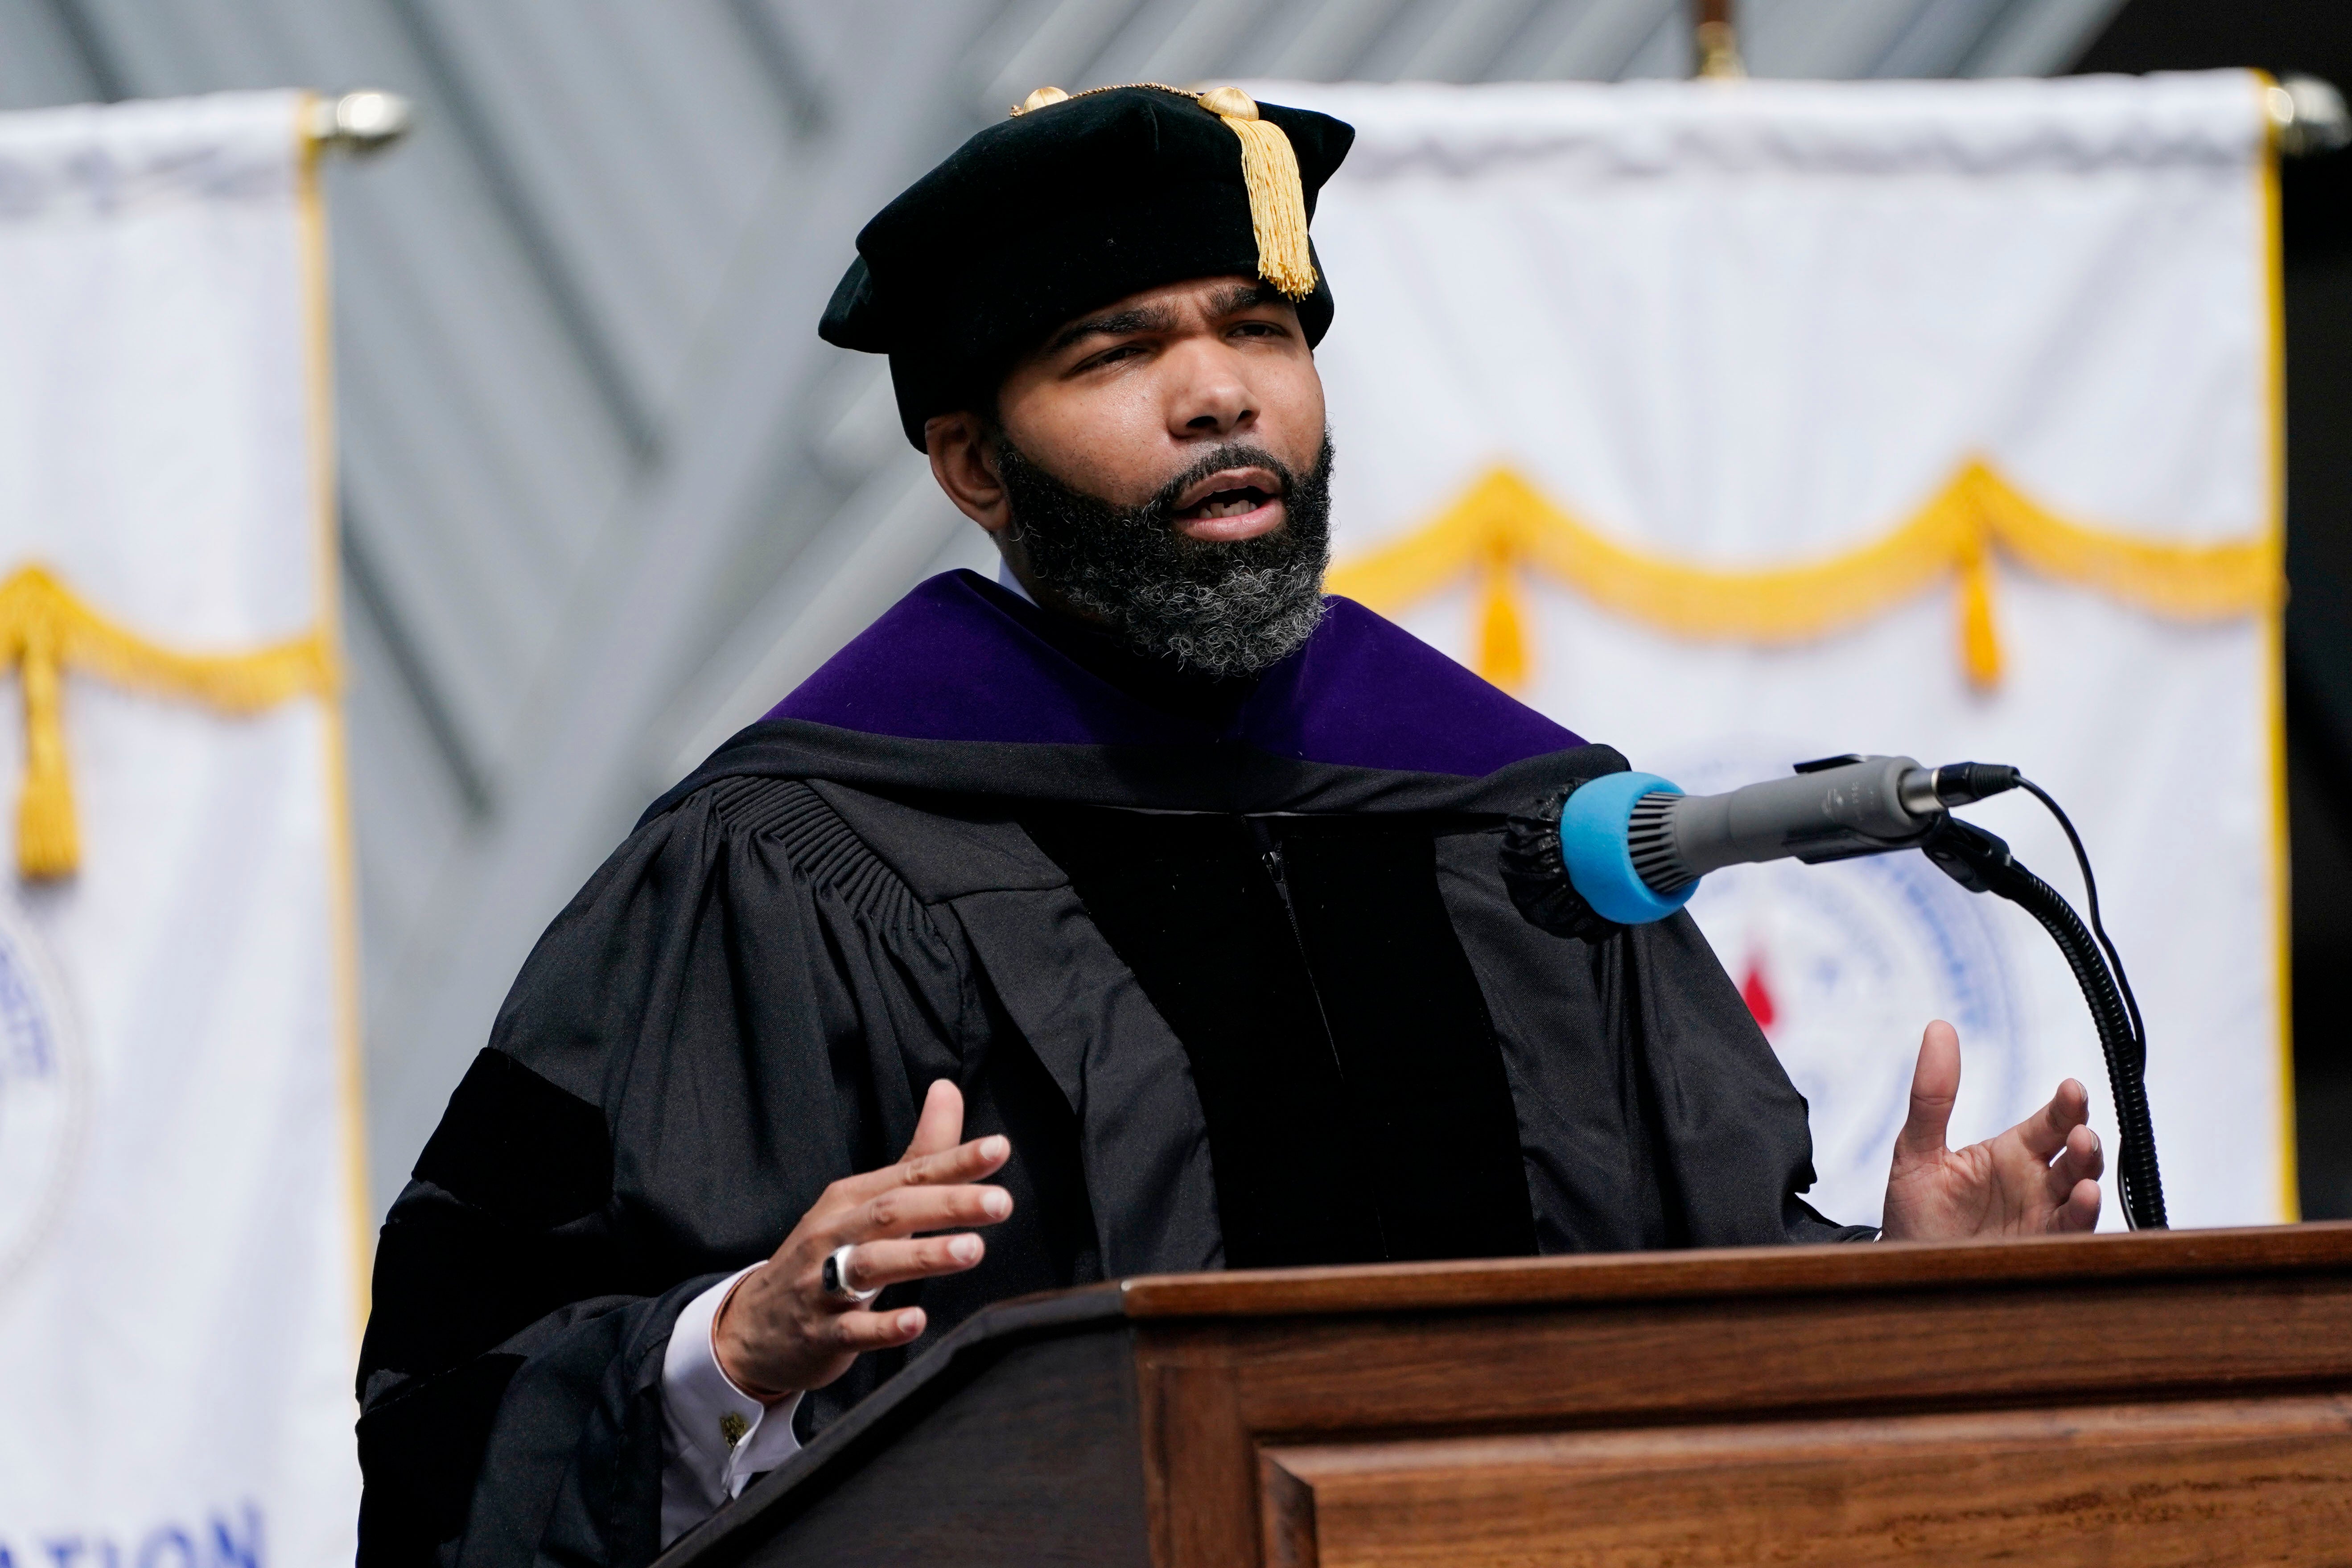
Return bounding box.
[0,565,335,878]
[1328,459,2279,692]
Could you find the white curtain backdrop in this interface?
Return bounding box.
[0,92,362,1565]
[1270,71,2287,1231]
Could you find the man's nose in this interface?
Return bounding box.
[1169,348,1256,438]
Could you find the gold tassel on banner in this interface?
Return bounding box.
[1195,87,1318,300]
[1476,545,1532,691]
[16,618,74,879]
[0,565,335,880]
[1956,535,2003,689]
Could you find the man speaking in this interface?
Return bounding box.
[355,85,2107,1568]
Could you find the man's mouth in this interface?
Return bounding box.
[1173,466,1287,541]
[1188,488,1271,519]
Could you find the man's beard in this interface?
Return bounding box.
[993,430,1336,678]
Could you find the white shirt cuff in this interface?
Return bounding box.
[658,1265,803,1546]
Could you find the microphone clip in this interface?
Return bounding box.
[1919,815,2017,896]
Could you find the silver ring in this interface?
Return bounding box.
[822,1243,879,1305]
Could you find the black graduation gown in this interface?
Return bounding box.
[355,572,1865,1568]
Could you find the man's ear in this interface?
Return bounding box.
[925,412,1010,533]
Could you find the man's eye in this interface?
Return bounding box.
[1087,342,1145,368]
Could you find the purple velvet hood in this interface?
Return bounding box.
[766,570,1579,778]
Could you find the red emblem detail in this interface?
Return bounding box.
[1741,956,1776,1031]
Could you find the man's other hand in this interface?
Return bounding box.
[1879,1019,2103,1241]
[713,1079,1013,1401]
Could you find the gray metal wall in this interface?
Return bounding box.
[0,0,2126,1214]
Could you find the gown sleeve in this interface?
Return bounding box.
[1437,827,1876,1250]
[354,778,990,1568]
[1617,911,1879,1245]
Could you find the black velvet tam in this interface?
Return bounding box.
[819,85,1355,448]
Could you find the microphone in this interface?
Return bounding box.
[1522,754,2022,926]
[1500,752,2167,1231]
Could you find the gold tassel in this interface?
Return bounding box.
[1195,87,1318,300]
[1957,535,2003,689]
[16,615,77,880]
[1476,546,1531,691]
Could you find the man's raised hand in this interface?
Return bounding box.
[713,1079,1013,1402]
[1879,1019,2104,1241]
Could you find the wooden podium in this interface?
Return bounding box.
[662,1223,2352,1567]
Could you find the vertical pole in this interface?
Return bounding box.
[1694,0,1745,78]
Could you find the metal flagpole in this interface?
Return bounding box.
[1693,0,1744,80]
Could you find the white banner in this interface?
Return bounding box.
[1276,72,2288,1231]
[0,94,363,1564]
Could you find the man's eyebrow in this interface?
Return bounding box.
[1047,303,1179,356]
[1207,281,1284,317]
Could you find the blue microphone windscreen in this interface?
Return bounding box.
[1557,772,1696,925]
